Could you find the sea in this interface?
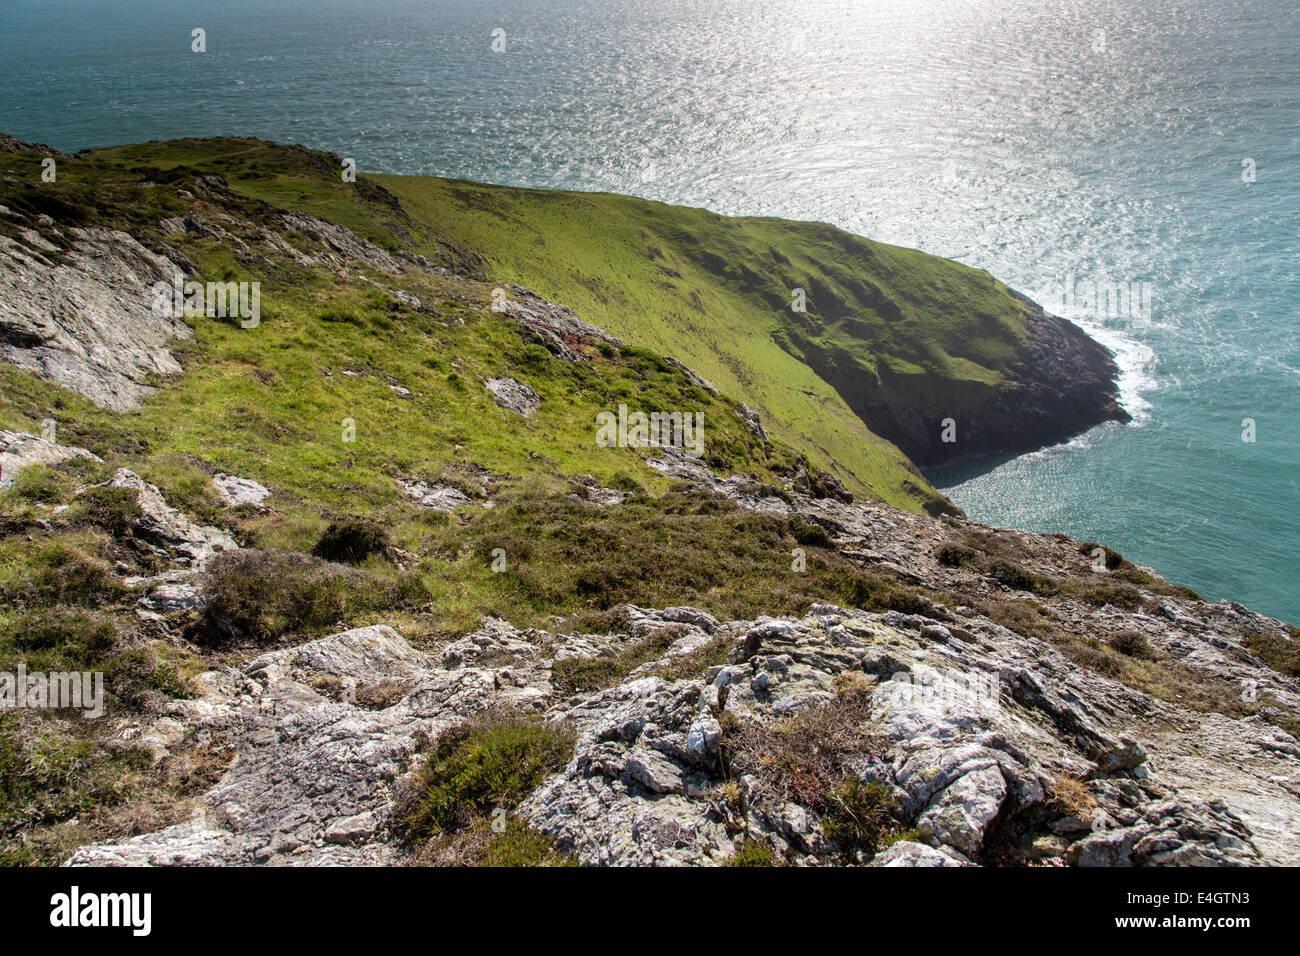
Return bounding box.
[1,0,1296,622]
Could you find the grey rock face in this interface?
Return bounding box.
[64,598,1294,868]
[213,473,271,508]
[567,475,628,507]
[495,284,621,360]
[522,604,1279,867]
[737,403,768,440]
[66,619,614,866]
[625,746,687,794]
[1066,798,1258,867]
[485,377,541,416]
[138,581,203,614]
[275,211,406,275]
[0,429,100,487]
[0,226,193,410]
[99,469,238,568]
[653,455,1300,866]
[68,625,437,866]
[871,840,969,867]
[398,479,471,512]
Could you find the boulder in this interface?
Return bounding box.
[872,840,968,867]
[213,473,270,508]
[485,377,541,416]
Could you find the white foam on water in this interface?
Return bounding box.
[1074,321,1158,425]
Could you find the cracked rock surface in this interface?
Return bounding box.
[0,224,192,410]
[67,594,1295,866]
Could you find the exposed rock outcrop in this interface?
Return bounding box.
[213,473,270,508]
[494,284,621,360]
[97,469,238,569]
[66,589,1297,867]
[275,211,407,276]
[0,428,100,486]
[0,133,64,157]
[68,619,621,865]
[398,479,471,512]
[485,377,541,416]
[0,223,192,410]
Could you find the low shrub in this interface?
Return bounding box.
[1047,776,1096,818]
[790,520,832,548]
[0,540,125,609]
[722,683,901,857]
[70,486,143,537]
[820,777,899,855]
[197,549,395,645]
[549,655,620,694]
[0,608,117,673]
[607,472,643,494]
[519,344,552,371]
[1157,584,1203,601]
[836,572,932,616]
[1108,630,1151,658]
[973,598,1059,641]
[984,558,1053,594]
[1243,629,1300,678]
[104,648,187,709]
[1078,542,1126,571]
[312,519,390,564]
[1065,643,1125,677]
[477,819,576,867]
[935,543,978,567]
[551,623,693,694]
[404,711,574,842]
[5,466,61,504]
[726,840,778,867]
[1075,582,1143,610]
[0,713,155,863]
[652,634,731,681]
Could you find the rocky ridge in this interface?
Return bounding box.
[62,449,1299,867]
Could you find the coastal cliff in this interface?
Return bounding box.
[0,133,1295,868]
[821,295,1131,468]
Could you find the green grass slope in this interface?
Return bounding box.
[378,177,1042,510]
[0,136,867,640]
[77,137,1000,513]
[6,132,1072,517]
[71,138,1076,513]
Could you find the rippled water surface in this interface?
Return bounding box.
[1,0,1296,620]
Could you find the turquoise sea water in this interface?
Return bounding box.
[1,0,1296,622]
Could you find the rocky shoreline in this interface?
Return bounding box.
[805,298,1130,469]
